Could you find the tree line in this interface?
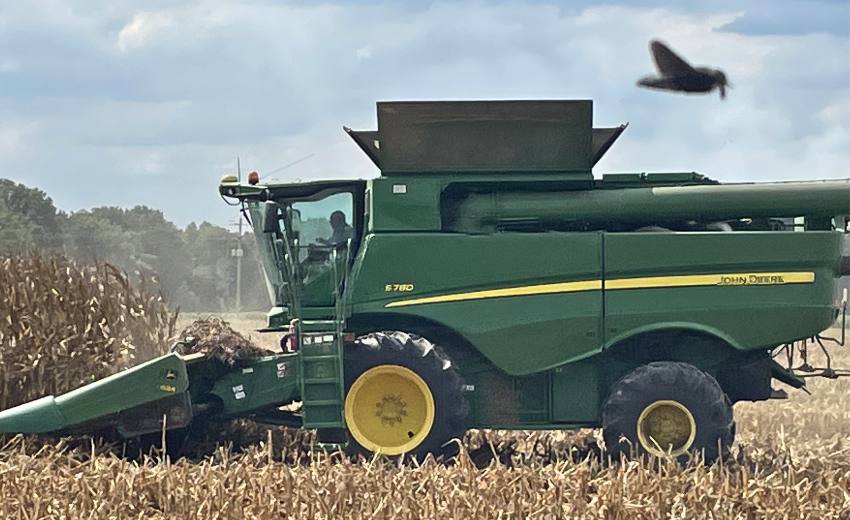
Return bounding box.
[0,178,269,312]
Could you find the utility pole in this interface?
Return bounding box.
[231,157,244,314]
[229,219,244,314]
[235,217,242,313]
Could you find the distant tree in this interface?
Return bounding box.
[181,221,236,309]
[123,206,191,297]
[63,206,190,303]
[62,209,134,265]
[178,220,269,311]
[0,179,63,250]
[239,234,271,310]
[0,205,35,251]
[1,178,271,312]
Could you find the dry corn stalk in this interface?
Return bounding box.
[0,252,177,410]
[0,429,848,519]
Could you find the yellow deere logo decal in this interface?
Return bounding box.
[606,271,815,290]
[717,273,812,286]
[385,271,815,308]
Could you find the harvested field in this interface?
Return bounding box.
[0,408,848,519]
[1,305,849,517]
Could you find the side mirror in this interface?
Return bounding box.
[262,201,281,234]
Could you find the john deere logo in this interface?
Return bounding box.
[375,394,407,425]
[718,274,786,286]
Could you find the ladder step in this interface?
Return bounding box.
[301,354,340,361]
[303,377,340,384]
[299,323,345,428]
[309,422,347,429]
[301,321,337,332]
[303,399,343,407]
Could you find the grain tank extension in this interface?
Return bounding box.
[2,99,849,462]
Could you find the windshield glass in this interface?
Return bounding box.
[292,192,354,256]
[250,190,354,313]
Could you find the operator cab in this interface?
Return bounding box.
[241,179,365,323]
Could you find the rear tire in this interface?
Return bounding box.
[343,331,468,461]
[602,361,735,463]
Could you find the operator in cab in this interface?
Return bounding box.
[317,210,353,247]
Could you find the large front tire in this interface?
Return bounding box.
[343,331,468,461]
[602,361,735,463]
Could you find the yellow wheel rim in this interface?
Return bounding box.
[344,365,435,455]
[636,400,697,457]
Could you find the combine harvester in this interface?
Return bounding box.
[2,100,849,461]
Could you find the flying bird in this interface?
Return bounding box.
[637,40,731,99]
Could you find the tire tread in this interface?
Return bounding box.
[602,361,735,463]
[344,331,468,461]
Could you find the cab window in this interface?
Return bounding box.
[292,192,354,249]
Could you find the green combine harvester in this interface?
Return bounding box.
[2,100,849,462]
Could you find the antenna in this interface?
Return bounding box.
[265,153,316,176]
[236,156,242,183]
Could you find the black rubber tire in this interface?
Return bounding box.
[602,361,735,464]
[343,331,468,461]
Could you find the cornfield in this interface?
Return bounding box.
[0,257,849,518]
[0,253,177,409]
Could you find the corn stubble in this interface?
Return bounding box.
[1,254,849,518]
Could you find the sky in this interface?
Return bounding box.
[0,0,848,227]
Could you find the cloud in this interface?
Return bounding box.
[0,0,847,226]
[719,0,850,36]
[116,12,175,52]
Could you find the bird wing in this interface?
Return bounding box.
[650,40,697,77]
[636,76,680,91]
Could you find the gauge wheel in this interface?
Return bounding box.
[343,331,468,461]
[602,361,735,463]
